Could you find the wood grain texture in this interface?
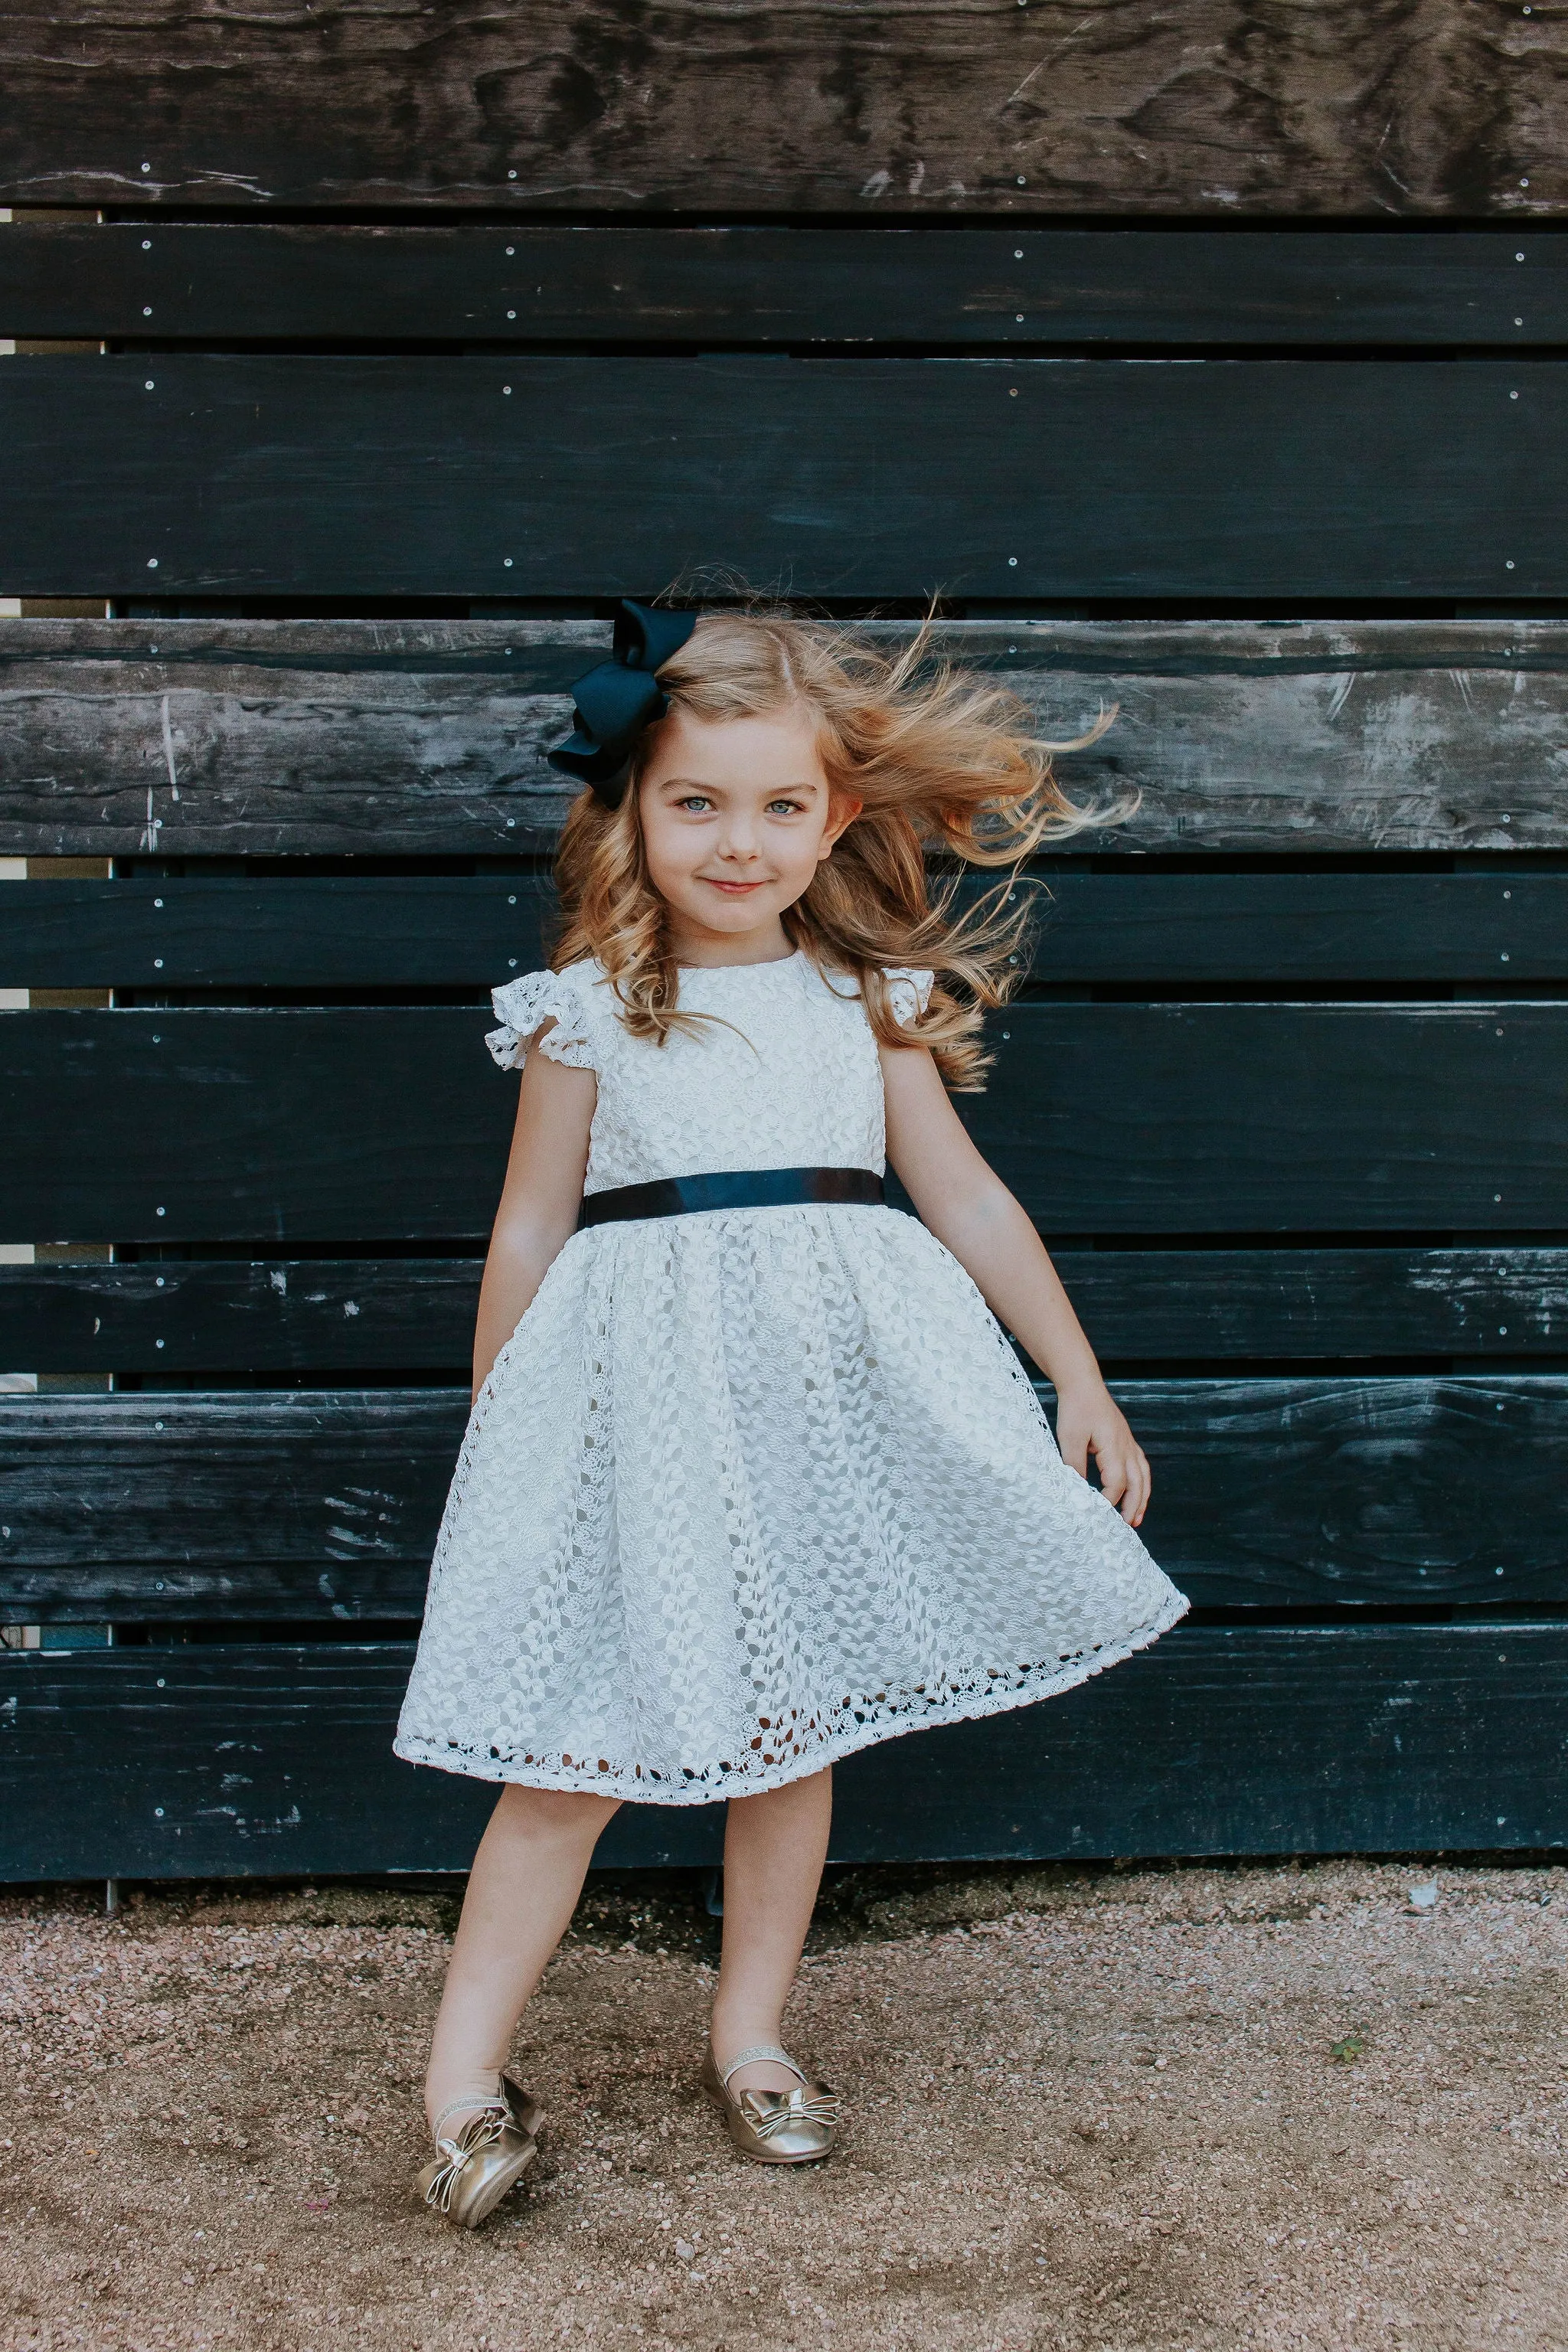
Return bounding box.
[5,1624,1566,1880]
[3,1379,1566,1619]
[4,223,1565,344]
[0,2,1561,217]
[9,1248,1566,1374]
[2,354,1562,601]
[5,619,1568,858]
[7,871,1563,989]
[0,619,595,858]
[5,1002,1563,1243]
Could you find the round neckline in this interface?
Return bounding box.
[675,947,806,976]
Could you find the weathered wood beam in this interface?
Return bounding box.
[0,1,1560,217]
[4,619,1568,857]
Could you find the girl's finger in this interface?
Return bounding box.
[1096,1446,1129,1509]
[1057,1423,1090,1478]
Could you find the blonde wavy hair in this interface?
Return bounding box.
[552,607,1119,1091]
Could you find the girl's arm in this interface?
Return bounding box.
[470,1032,596,1404]
[880,1040,1151,1527]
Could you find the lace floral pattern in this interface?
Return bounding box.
[396,953,1187,1801]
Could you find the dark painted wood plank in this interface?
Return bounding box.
[1138,1378,1568,1611]
[0,619,592,858]
[1,1009,516,1244]
[0,2,1558,217]
[837,1624,1568,1864]
[8,872,1568,988]
[3,1380,1566,1619]
[1021,874,1568,986]
[0,878,556,988]
[5,1002,1564,1244]
[4,1625,1564,1880]
[3,224,1565,345]
[2,355,1562,600]
[9,1248,1566,1375]
[978,1002,1568,1236]
[6,618,1568,858]
[1068,1248,1568,1366]
[0,1259,488,1374]
[0,1390,460,1622]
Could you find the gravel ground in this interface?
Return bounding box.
[3,1857,1566,2352]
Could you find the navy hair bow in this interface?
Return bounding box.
[547,600,698,807]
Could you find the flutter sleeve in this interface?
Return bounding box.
[485,969,599,1073]
[883,967,936,1029]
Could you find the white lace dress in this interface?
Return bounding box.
[394,950,1187,1802]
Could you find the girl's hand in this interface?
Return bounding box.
[1054,1382,1152,1527]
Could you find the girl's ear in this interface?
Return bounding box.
[818,795,864,860]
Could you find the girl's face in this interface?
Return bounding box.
[637,704,861,961]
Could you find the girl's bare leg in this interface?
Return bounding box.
[710,1766,832,2095]
[425,1782,620,2135]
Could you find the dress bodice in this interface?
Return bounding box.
[486,950,931,1197]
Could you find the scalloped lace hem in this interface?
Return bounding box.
[393,1587,1190,1804]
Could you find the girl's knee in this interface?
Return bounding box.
[727,1766,832,1821]
[492,1782,621,1841]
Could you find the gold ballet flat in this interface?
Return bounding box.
[415,2075,542,2229]
[702,2042,841,2165]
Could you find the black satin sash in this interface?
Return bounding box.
[577,1166,885,1230]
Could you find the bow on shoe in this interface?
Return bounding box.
[421,2103,510,2214]
[547,599,698,807]
[741,2086,844,2140]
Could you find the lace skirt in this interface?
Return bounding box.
[394,1204,1187,1803]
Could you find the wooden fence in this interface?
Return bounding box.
[2,3,1566,1878]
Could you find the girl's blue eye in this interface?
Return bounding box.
[766,799,805,815]
[678,795,713,812]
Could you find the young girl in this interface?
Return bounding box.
[394,601,1187,2226]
